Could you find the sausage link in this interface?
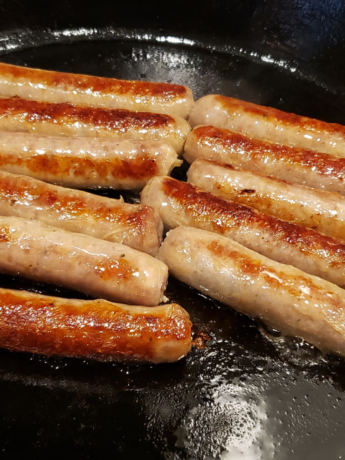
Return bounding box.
[188,95,345,158]
[184,126,345,195]
[188,158,345,241]
[0,98,191,154]
[0,132,180,190]
[141,176,345,287]
[0,170,163,256]
[0,216,168,306]
[0,287,192,363]
[158,226,345,357]
[0,62,194,119]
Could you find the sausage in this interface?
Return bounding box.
[188,95,345,158]
[0,98,191,154]
[0,216,168,306]
[141,176,345,287]
[184,126,345,195]
[157,226,345,357]
[0,131,180,190]
[0,170,163,256]
[0,287,192,363]
[0,62,194,119]
[187,158,345,241]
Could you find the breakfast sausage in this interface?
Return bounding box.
[0,62,194,119]
[188,95,345,157]
[187,158,345,241]
[157,226,345,357]
[141,176,345,287]
[0,170,163,256]
[0,132,180,190]
[0,216,168,306]
[184,126,345,195]
[0,98,191,154]
[0,287,192,363]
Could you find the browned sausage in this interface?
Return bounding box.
[0,287,192,363]
[0,98,191,154]
[0,62,194,118]
[184,126,345,195]
[158,226,345,358]
[0,170,163,256]
[187,158,345,242]
[188,95,345,157]
[141,176,345,287]
[0,132,180,190]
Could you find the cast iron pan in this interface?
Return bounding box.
[1,2,345,459]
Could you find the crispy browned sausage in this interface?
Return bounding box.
[0,170,163,256]
[188,95,345,157]
[0,98,190,154]
[141,176,345,287]
[184,126,345,195]
[0,287,192,363]
[0,62,194,118]
[0,132,180,190]
[187,158,345,241]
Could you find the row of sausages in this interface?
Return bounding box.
[0,63,197,364]
[1,62,345,361]
[150,94,345,358]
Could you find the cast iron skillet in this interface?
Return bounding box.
[1,2,345,459]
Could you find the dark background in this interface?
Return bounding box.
[1,0,344,64]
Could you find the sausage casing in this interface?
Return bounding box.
[188,95,345,157]
[188,158,345,241]
[0,62,194,119]
[184,126,345,195]
[0,287,192,363]
[0,216,168,306]
[141,176,345,287]
[0,132,180,190]
[0,98,190,154]
[158,226,345,357]
[0,170,163,256]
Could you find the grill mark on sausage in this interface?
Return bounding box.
[0,98,174,130]
[216,95,345,136]
[0,63,188,101]
[161,177,345,268]
[0,290,192,360]
[193,126,345,180]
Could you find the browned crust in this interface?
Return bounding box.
[0,152,159,182]
[0,98,175,129]
[0,288,192,362]
[192,125,345,180]
[161,177,345,267]
[216,95,345,136]
[0,63,188,101]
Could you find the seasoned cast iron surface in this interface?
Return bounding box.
[1,31,345,459]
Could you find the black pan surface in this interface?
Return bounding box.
[1,22,345,460]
